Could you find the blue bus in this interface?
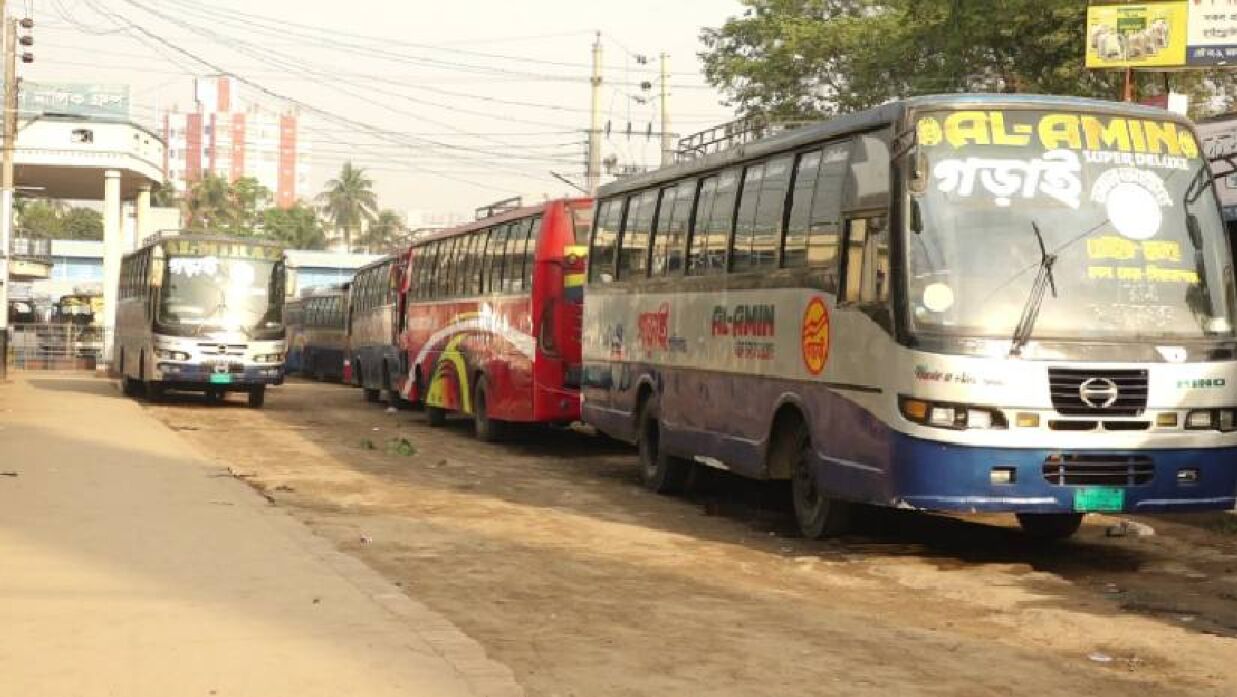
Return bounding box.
[582,95,1237,540]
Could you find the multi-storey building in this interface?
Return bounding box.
[163,76,309,208]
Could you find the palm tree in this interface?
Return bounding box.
[359,209,407,252]
[317,162,378,252]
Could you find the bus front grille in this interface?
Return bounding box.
[1048,368,1148,416]
[1041,454,1155,487]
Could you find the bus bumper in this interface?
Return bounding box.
[156,362,285,387]
[882,435,1237,514]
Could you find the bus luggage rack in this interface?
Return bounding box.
[1048,368,1148,416]
[675,116,815,162]
[1042,454,1155,487]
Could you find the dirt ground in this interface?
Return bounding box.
[144,378,1237,697]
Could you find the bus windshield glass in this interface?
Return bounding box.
[908,108,1234,342]
[157,242,283,338]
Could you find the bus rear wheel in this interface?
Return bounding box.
[637,396,690,495]
[777,419,849,539]
[472,376,506,442]
[1016,513,1083,541]
[247,386,266,409]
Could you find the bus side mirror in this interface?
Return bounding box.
[909,151,929,195]
[910,198,924,235]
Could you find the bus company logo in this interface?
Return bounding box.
[800,297,830,376]
[711,304,776,337]
[638,303,670,351]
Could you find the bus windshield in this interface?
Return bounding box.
[158,254,283,338]
[908,108,1234,343]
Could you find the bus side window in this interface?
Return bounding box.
[667,180,695,274]
[589,199,622,283]
[687,177,718,275]
[503,220,528,293]
[706,169,740,274]
[523,215,541,290]
[847,131,892,211]
[471,230,488,295]
[731,162,764,272]
[618,190,657,280]
[488,225,509,293]
[649,185,676,276]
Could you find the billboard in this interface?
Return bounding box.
[1086,2,1189,68]
[18,83,130,120]
[1187,0,1237,65]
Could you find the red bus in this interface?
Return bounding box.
[397,197,592,440]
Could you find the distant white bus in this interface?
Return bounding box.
[115,234,287,408]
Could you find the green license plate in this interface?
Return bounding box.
[1074,487,1125,512]
[209,373,233,385]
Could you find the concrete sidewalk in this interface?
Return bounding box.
[0,373,521,697]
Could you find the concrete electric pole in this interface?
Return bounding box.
[659,52,672,167]
[586,32,603,196]
[0,1,14,380]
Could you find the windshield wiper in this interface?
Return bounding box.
[1009,221,1058,357]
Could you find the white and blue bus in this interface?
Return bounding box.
[116,234,286,408]
[582,95,1237,540]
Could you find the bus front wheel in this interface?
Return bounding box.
[247,386,266,409]
[777,419,849,539]
[637,395,690,495]
[1016,513,1083,541]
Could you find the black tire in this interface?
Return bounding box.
[426,405,447,427]
[363,386,381,402]
[637,395,690,495]
[473,375,506,442]
[1016,513,1084,541]
[145,382,165,402]
[120,350,137,397]
[382,365,408,409]
[206,389,225,404]
[247,385,266,409]
[776,418,849,539]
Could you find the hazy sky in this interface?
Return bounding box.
[32,0,746,219]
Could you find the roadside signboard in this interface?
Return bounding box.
[18,83,130,120]
[1086,2,1189,69]
[1186,0,1237,65]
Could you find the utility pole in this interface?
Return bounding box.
[0,0,13,380]
[586,31,603,195]
[659,52,672,166]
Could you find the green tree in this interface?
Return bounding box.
[62,208,104,240]
[263,202,326,250]
[358,209,406,252]
[700,0,1237,118]
[16,199,64,239]
[317,162,378,252]
[151,181,180,208]
[183,174,270,235]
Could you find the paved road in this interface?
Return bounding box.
[0,373,521,697]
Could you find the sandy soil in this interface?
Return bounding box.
[145,378,1237,697]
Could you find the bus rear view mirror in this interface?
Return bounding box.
[1187,213,1203,250]
[909,151,929,195]
[910,198,924,235]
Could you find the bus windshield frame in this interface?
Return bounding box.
[153,241,285,340]
[905,106,1236,346]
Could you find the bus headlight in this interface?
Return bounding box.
[155,349,190,361]
[1186,408,1237,432]
[254,353,284,364]
[900,397,1007,430]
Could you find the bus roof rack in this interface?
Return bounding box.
[474,196,523,221]
[676,116,818,162]
[138,229,284,248]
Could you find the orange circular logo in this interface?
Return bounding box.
[801,296,830,376]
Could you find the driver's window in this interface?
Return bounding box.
[842,215,889,305]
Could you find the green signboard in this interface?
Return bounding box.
[18,82,130,120]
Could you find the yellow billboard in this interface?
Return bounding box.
[1086,2,1188,69]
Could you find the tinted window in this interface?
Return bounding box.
[687,177,716,274]
[468,230,487,295]
[785,141,849,270]
[589,199,622,283]
[847,132,891,211]
[689,169,738,275]
[753,155,792,270]
[503,220,531,293]
[650,185,677,277]
[732,163,764,271]
[487,225,508,293]
[570,205,593,245]
[524,215,541,290]
[666,180,695,274]
[618,190,657,279]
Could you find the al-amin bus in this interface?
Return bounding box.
[582,95,1237,540]
[398,197,592,441]
[299,284,350,382]
[116,234,286,408]
[348,253,409,405]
